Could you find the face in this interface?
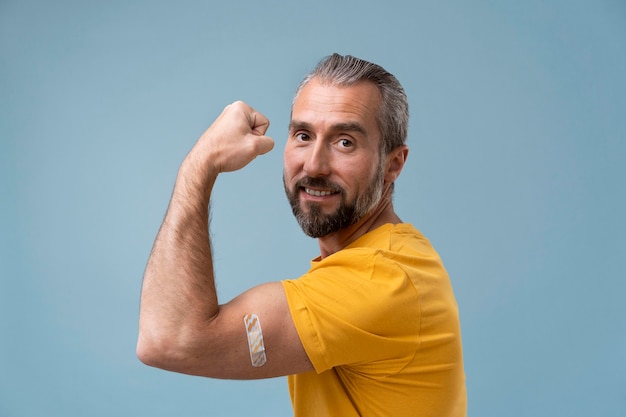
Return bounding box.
[283,79,386,238]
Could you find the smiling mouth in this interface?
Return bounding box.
[304,187,335,197]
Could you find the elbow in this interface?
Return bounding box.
[136,308,181,369]
[136,325,207,374]
[136,331,166,369]
[136,325,181,370]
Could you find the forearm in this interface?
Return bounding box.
[136,101,276,374]
[137,161,219,366]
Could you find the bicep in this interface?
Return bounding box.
[184,282,313,380]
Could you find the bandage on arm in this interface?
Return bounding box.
[243,314,267,367]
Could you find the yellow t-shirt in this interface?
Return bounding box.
[281,223,466,417]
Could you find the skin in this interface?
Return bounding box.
[285,79,408,255]
[136,78,408,380]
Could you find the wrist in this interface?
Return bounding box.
[175,156,218,203]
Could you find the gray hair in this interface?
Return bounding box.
[293,53,409,155]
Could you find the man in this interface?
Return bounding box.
[137,53,466,416]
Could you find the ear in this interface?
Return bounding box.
[383,145,409,184]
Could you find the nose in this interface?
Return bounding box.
[303,141,331,178]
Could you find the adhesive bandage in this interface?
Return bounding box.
[243,313,267,367]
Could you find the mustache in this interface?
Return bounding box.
[294,177,343,193]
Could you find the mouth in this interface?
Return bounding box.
[303,187,336,197]
[291,177,343,203]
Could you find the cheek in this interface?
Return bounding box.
[339,165,369,194]
[283,153,300,183]
[283,145,306,175]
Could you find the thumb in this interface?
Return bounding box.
[253,134,275,156]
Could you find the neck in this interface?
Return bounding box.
[316,184,401,258]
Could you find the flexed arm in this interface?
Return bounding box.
[137,101,312,379]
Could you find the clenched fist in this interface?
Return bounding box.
[182,101,275,185]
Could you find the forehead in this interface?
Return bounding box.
[291,79,381,134]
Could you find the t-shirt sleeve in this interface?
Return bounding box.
[281,248,421,375]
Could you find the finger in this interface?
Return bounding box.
[248,111,270,136]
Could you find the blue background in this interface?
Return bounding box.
[2,1,625,415]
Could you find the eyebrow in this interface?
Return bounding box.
[289,120,367,136]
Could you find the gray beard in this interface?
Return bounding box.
[283,168,384,238]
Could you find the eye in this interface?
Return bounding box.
[338,138,354,148]
[295,132,311,142]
